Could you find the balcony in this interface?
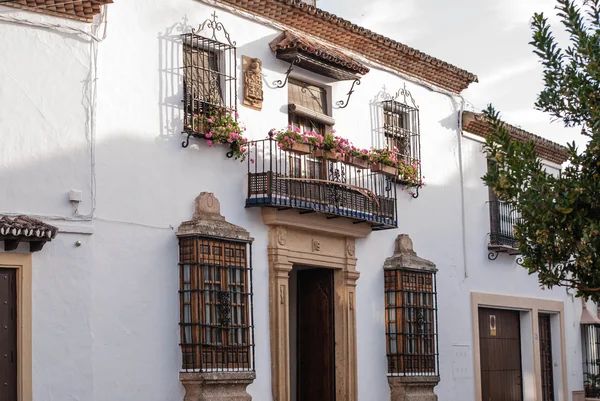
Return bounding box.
[488,200,521,259]
[246,139,398,230]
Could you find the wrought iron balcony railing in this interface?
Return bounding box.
[245,139,398,230]
[488,200,521,259]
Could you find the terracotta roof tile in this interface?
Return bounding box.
[462,111,569,165]
[0,215,58,252]
[220,0,478,93]
[0,215,58,239]
[0,0,112,22]
[269,31,370,76]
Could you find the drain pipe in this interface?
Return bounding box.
[456,97,469,279]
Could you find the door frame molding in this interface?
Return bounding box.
[262,208,368,401]
[0,253,32,401]
[471,292,568,401]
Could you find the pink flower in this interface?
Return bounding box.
[235,112,239,118]
[287,125,293,130]
[227,138,233,143]
[250,158,255,164]
[205,133,213,138]
[331,129,336,134]
[295,126,301,133]
[206,140,213,147]
[241,147,247,152]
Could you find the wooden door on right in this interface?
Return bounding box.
[539,314,555,401]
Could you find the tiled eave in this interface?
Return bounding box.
[0,215,58,252]
[463,111,569,165]
[270,31,370,80]
[218,0,478,93]
[0,0,113,23]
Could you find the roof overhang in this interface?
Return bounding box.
[462,111,569,165]
[270,31,368,81]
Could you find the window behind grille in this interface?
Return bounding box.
[383,101,417,161]
[385,269,438,375]
[183,45,223,108]
[179,236,253,372]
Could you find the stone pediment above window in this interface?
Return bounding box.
[0,215,58,252]
[269,31,370,81]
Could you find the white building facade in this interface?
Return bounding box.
[0,1,593,400]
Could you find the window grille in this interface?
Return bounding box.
[182,14,237,144]
[582,324,600,398]
[487,161,522,257]
[385,269,438,375]
[382,100,421,184]
[179,236,254,372]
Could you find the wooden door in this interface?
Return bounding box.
[539,314,555,401]
[297,268,335,401]
[479,308,523,401]
[0,269,17,401]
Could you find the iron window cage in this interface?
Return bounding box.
[384,268,439,376]
[178,235,254,372]
[181,13,238,148]
[582,324,600,398]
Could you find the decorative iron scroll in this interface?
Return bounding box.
[273,55,301,88]
[193,12,236,46]
[335,78,361,109]
[218,291,231,327]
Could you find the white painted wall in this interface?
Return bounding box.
[0,1,586,401]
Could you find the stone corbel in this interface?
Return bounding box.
[180,372,256,401]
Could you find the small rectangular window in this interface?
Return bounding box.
[288,78,330,134]
[487,160,520,249]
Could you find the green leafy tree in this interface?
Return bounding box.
[482,0,600,299]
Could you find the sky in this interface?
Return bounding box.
[317,0,583,146]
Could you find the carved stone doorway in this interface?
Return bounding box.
[262,208,370,401]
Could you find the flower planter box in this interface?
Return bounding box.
[314,149,342,161]
[281,142,311,155]
[371,162,397,177]
[345,155,370,169]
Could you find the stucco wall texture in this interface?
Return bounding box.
[0,1,584,400]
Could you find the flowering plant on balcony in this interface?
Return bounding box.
[397,160,420,186]
[193,109,248,161]
[369,148,399,167]
[347,147,371,161]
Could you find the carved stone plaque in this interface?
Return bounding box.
[242,55,263,110]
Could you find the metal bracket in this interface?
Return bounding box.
[488,251,499,261]
[411,185,420,199]
[335,78,361,109]
[182,133,192,148]
[273,56,301,88]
